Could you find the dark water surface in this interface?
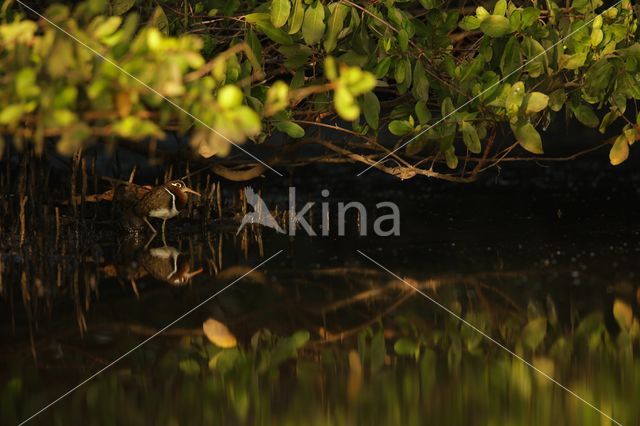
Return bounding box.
[2,168,640,425]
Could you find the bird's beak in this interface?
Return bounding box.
[183,187,201,197]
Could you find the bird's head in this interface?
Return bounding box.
[166,180,201,198]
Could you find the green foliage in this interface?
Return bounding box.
[1,0,640,174]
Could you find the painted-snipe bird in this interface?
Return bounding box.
[135,180,200,235]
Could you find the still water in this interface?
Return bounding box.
[2,178,640,425]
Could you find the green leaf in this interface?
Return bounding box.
[179,359,201,375]
[279,44,312,68]
[459,16,480,31]
[441,97,455,117]
[610,134,629,166]
[394,59,407,85]
[370,331,386,373]
[113,116,164,140]
[394,338,420,359]
[362,92,380,129]
[256,21,294,45]
[479,15,512,38]
[559,52,587,70]
[15,68,40,99]
[591,28,603,47]
[521,7,541,28]
[444,145,458,169]
[525,92,549,114]
[505,81,525,117]
[412,61,430,101]
[572,104,599,128]
[264,80,289,116]
[203,318,237,348]
[288,0,304,34]
[57,122,91,156]
[93,16,122,40]
[302,1,325,45]
[270,0,291,28]
[374,57,392,78]
[522,317,547,350]
[521,37,547,78]
[334,87,359,121]
[415,101,431,124]
[613,299,633,331]
[389,120,413,136]
[513,122,543,154]
[344,69,376,96]
[493,0,507,16]
[500,37,521,78]
[461,121,481,153]
[244,13,271,24]
[111,0,135,15]
[218,85,244,109]
[148,6,169,34]
[548,89,567,112]
[275,120,305,138]
[572,0,602,13]
[270,330,310,367]
[397,29,409,52]
[324,3,348,53]
[0,104,25,126]
[599,111,618,134]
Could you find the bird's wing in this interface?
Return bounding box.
[135,188,169,216]
[244,186,257,203]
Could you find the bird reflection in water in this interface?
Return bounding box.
[106,237,203,297]
[138,245,203,287]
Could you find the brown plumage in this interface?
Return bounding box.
[134,180,200,234]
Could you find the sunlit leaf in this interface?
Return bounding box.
[493,0,507,16]
[525,92,549,114]
[480,15,512,38]
[334,87,359,121]
[275,120,305,138]
[288,0,304,34]
[513,122,543,154]
[324,3,348,53]
[347,350,362,400]
[302,1,325,45]
[203,318,237,348]
[444,145,458,169]
[613,299,633,331]
[270,0,291,29]
[218,85,244,109]
[112,116,164,141]
[265,81,289,116]
[610,135,629,166]
[389,120,413,136]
